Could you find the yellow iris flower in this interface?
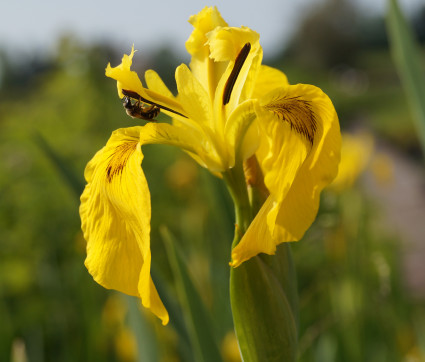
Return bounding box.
[80,6,341,325]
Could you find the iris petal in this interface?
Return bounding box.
[224,99,258,165]
[186,6,228,100]
[144,69,175,99]
[230,197,276,267]
[175,64,214,129]
[139,122,225,172]
[186,6,228,57]
[251,65,289,100]
[105,47,185,118]
[231,84,340,266]
[105,46,145,99]
[207,26,260,63]
[207,27,262,116]
[272,102,339,243]
[80,127,169,325]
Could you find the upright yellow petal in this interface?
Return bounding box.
[224,99,258,165]
[186,6,228,100]
[175,63,214,130]
[206,26,260,63]
[207,26,262,116]
[80,127,169,325]
[186,6,228,57]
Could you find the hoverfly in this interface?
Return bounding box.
[121,89,187,121]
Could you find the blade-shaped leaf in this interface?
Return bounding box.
[33,132,84,197]
[387,0,425,155]
[124,295,159,362]
[150,268,195,362]
[161,227,223,362]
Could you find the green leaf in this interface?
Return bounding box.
[259,244,299,328]
[150,268,195,362]
[387,0,425,155]
[230,244,298,362]
[33,132,84,197]
[124,295,159,362]
[161,227,223,362]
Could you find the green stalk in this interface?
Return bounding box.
[223,161,299,362]
[387,0,425,156]
[222,162,253,247]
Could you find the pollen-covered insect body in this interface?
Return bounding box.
[122,95,160,121]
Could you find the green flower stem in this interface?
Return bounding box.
[222,162,253,247]
[230,255,298,362]
[224,161,299,361]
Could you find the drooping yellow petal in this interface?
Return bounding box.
[264,83,340,241]
[230,197,276,267]
[80,126,169,325]
[231,84,340,266]
[230,93,311,266]
[256,85,316,238]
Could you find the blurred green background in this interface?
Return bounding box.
[1,0,425,361]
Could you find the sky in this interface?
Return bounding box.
[0,0,423,59]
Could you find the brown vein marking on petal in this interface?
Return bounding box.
[264,96,317,145]
[105,141,138,183]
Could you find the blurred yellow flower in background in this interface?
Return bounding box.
[221,331,242,362]
[371,152,394,187]
[329,132,374,192]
